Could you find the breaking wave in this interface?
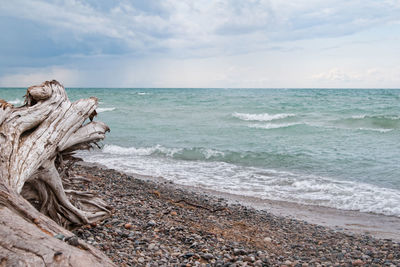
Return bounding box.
[332,114,399,132]
[101,144,297,167]
[233,112,295,122]
[97,107,116,113]
[8,98,23,105]
[248,123,302,130]
[103,144,226,161]
[81,148,400,217]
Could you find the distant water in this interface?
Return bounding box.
[2,88,400,217]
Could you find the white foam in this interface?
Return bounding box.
[8,98,23,105]
[102,144,181,157]
[102,144,224,159]
[97,107,116,113]
[79,150,400,217]
[201,148,225,159]
[248,123,302,129]
[351,114,400,120]
[357,128,393,133]
[233,112,295,122]
[308,123,394,133]
[351,115,367,119]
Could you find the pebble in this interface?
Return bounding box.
[352,259,363,266]
[54,234,65,241]
[124,223,132,229]
[147,220,156,227]
[201,253,214,260]
[70,164,400,266]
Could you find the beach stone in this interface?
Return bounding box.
[70,164,400,267]
[244,256,255,262]
[264,237,272,242]
[66,236,79,247]
[124,223,132,229]
[233,249,247,255]
[201,253,214,260]
[147,220,156,227]
[352,259,363,266]
[183,252,195,258]
[254,260,263,267]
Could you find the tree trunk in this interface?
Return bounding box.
[0,81,115,266]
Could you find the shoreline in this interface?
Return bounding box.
[80,161,400,242]
[72,161,400,266]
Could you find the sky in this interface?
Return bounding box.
[0,0,399,88]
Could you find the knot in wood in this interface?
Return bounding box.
[28,83,53,101]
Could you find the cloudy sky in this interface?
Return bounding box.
[0,0,399,88]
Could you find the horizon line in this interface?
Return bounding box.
[1,86,400,90]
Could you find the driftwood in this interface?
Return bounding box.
[0,81,115,266]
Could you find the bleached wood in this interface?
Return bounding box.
[0,80,114,266]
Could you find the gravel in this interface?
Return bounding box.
[70,163,400,266]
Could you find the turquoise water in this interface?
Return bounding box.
[2,88,400,216]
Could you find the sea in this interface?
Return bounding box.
[2,88,400,217]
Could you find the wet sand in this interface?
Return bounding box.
[204,189,400,242]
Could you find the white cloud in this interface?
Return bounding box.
[312,68,360,82]
[1,1,400,88]
[0,67,81,87]
[1,0,399,56]
[311,67,400,87]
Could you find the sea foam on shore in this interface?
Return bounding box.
[79,147,400,218]
[71,163,400,266]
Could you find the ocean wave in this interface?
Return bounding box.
[232,112,295,122]
[103,144,180,157]
[285,176,400,216]
[248,123,302,130]
[351,114,400,120]
[97,107,116,113]
[102,144,224,160]
[357,128,393,133]
[351,115,367,119]
[8,98,23,105]
[80,150,400,217]
[312,124,394,133]
[101,144,300,168]
[333,115,399,131]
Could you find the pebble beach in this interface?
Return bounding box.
[69,163,400,266]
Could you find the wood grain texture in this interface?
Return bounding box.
[0,81,115,266]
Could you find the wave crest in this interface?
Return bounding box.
[248,123,302,130]
[233,112,295,122]
[334,114,399,131]
[97,107,116,113]
[81,149,400,217]
[351,115,400,120]
[8,98,23,105]
[102,144,225,160]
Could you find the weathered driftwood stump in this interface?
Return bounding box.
[0,81,115,266]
